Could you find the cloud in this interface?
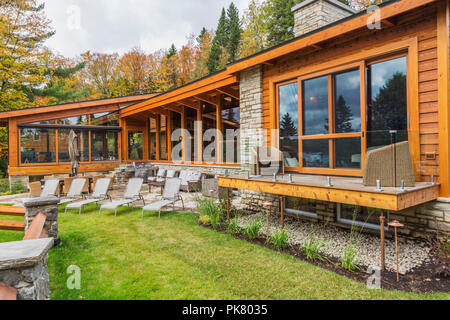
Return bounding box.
[42,0,251,58]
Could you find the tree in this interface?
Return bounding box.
[0,0,55,111]
[32,51,88,104]
[80,51,119,98]
[239,0,269,58]
[192,28,213,80]
[226,2,242,63]
[280,113,298,138]
[335,95,354,133]
[266,0,298,47]
[207,8,228,73]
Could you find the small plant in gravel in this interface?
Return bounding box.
[301,232,326,261]
[340,210,361,271]
[228,216,240,235]
[341,244,360,271]
[245,218,262,239]
[269,229,289,250]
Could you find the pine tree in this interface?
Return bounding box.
[280,113,298,137]
[207,8,228,73]
[266,0,298,47]
[335,95,354,133]
[196,27,208,47]
[226,2,242,63]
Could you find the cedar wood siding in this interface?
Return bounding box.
[261,2,439,183]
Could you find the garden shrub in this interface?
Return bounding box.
[245,218,262,239]
[269,229,289,250]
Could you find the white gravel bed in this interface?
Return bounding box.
[236,213,431,274]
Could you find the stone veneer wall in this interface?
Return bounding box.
[0,238,53,300]
[292,0,356,37]
[23,196,60,239]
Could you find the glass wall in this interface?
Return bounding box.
[221,103,240,164]
[91,131,119,161]
[20,128,56,163]
[149,118,157,160]
[278,82,299,168]
[185,108,197,162]
[128,131,144,160]
[366,56,407,149]
[159,114,168,160]
[20,110,121,165]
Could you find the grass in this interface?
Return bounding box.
[0,204,449,300]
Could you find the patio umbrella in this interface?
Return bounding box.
[68,129,79,177]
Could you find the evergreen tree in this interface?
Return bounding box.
[226,2,242,63]
[335,95,354,133]
[266,0,298,47]
[280,113,298,138]
[207,8,228,73]
[196,27,208,47]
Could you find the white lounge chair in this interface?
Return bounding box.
[141,178,184,218]
[59,178,86,205]
[99,178,144,216]
[64,178,111,214]
[148,168,166,182]
[15,179,60,206]
[178,170,203,192]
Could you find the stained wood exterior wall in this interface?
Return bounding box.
[261,2,441,184]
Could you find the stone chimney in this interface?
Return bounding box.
[292,0,357,37]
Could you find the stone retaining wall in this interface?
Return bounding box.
[23,196,60,239]
[0,238,53,300]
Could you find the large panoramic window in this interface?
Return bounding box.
[366,56,407,149]
[128,131,144,160]
[278,82,299,168]
[58,129,89,162]
[149,118,157,160]
[159,114,168,160]
[185,108,197,162]
[20,110,121,166]
[20,128,56,164]
[221,102,240,164]
[91,131,118,161]
[277,54,408,175]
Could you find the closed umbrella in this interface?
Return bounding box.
[69,130,79,177]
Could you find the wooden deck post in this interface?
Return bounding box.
[280,196,284,230]
[380,213,386,271]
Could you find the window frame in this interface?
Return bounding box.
[274,50,411,177]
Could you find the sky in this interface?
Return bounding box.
[43,0,252,58]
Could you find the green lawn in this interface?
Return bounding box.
[0,204,449,300]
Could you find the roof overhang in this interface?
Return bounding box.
[225,0,438,74]
[0,94,158,122]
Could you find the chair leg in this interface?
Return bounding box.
[142,208,144,218]
[158,210,161,219]
[79,207,82,215]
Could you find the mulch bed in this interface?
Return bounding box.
[199,223,450,293]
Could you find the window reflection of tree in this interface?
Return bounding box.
[367,72,407,148]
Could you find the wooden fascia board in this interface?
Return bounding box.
[225,0,438,74]
[0,94,156,120]
[121,75,237,117]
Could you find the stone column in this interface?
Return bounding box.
[0,238,54,300]
[23,196,60,240]
[239,65,264,172]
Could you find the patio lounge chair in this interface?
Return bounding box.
[148,168,166,182]
[59,178,86,205]
[179,170,203,192]
[141,178,184,218]
[148,169,178,192]
[99,178,145,216]
[15,179,60,206]
[64,178,111,214]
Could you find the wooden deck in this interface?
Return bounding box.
[218,174,440,211]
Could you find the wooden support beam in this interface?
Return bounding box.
[196,101,203,163]
[175,100,200,111]
[381,18,395,27]
[156,115,160,160]
[216,95,223,164]
[216,87,240,100]
[437,0,450,197]
[194,94,219,106]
